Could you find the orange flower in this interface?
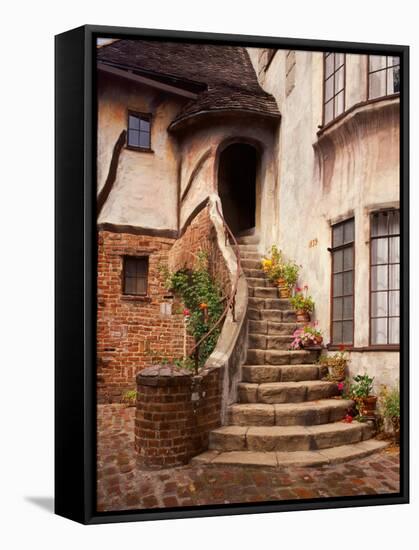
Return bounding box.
[199,302,208,310]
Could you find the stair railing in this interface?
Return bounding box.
[189,199,243,373]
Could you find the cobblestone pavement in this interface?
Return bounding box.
[97,404,400,512]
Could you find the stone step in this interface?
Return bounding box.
[242,258,262,270]
[191,440,389,468]
[240,252,260,260]
[236,235,259,245]
[242,364,328,383]
[238,380,339,404]
[248,297,292,311]
[249,319,302,335]
[253,287,278,298]
[228,399,353,426]
[248,333,294,350]
[247,277,267,288]
[246,349,318,365]
[209,421,375,452]
[243,268,265,278]
[260,309,297,322]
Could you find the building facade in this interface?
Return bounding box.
[96,40,400,403]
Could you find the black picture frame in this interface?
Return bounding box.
[55,24,409,525]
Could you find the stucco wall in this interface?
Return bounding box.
[97,71,185,230]
[248,48,400,387]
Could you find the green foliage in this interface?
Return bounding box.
[121,389,138,405]
[261,246,300,288]
[348,374,375,399]
[290,291,315,313]
[380,385,400,419]
[281,261,300,288]
[163,251,223,369]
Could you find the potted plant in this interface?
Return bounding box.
[318,344,348,382]
[379,385,400,443]
[349,373,377,418]
[261,246,300,298]
[290,323,323,350]
[290,285,314,322]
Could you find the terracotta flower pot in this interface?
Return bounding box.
[357,395,378,417]
[327,362,346,382]
[296,309,310,323]
[276,278,291,298]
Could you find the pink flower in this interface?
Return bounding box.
[303,284,308,290]
[337,382,344,392]
[295,287,302,293]
[183,308,190,317]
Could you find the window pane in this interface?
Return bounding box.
[343,271,353,295]
[335,66,344,92]
[325,54,334,77]
[332,224,343,247]
[335,91,344,117]
[128,129,140,147]
[371,212,388,237]
[124,277,136,294]
[371,238,388,265]
[325,75,334,102]
[128,115,140,130]
[389,210,400,235]
[335,53,344,69]
[388,65,400,94]
[139,131,150,148]
[332,322,343,344]
[371,318,388,345]
[371,291,388,317]
[369,70,386,99]
[389,290,400,316]
[136,277,147,295]
[342,321,353,344]
[389,264,400,290]
[389,317,400,345]
[343,296,353,320]
[140,118,150,132]
[324,100,333,124]
[343,247,353,270]
[333,250,343,273]
[369,55,387,72]
[333,273,343,296]
[125,258,137,275]
[343,219,354,243]
[371,265,388,291]
[333,297,343,320]
[390,56,400,67]
[389,236,399,264]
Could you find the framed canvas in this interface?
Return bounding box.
[55,24,409,524]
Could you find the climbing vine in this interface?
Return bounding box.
[161,251,224,370]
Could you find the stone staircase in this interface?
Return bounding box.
[192,241,387,468]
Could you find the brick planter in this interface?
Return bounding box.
[135,364,222,469]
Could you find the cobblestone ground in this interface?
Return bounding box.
[97,404,400,512]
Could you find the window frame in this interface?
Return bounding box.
[367,55,400,101]
[122,255,149,297]
[322,52,346,126]
[126,110,152,152]
[329,217,355,346]
[369,209,400,348]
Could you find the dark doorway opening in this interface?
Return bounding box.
[218,143,257,236]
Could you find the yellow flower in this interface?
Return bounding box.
[261,259,272,271]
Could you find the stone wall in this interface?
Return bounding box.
[96,230,186,403]
[135,364,222,468]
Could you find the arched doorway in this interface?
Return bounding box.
[217,143,258,237]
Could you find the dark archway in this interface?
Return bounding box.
[217,143,258,236]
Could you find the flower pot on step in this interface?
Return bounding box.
[327,361,346,382]
[357,395,378,417]
[296,309,310,323]
[276,278,291,298]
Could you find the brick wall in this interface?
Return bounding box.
[97,204,232,403]
[169,204,231,300]
[135,364,222,468]
[97,231,187,403]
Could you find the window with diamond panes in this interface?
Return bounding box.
[370,210,400,345]
[331,218,354,345]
